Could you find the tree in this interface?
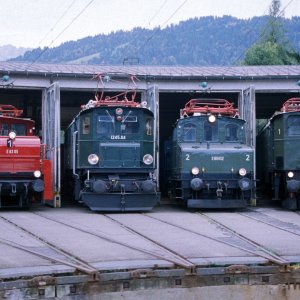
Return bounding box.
[243,0,300,65]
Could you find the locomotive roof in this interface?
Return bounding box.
[0,114,35,124]
[175,113,245,127]
[67,103,153,129]
[79,103,153,115]
[257,98,300,135]
[181,98,239,118]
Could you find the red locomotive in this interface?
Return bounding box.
[0,105,53,208]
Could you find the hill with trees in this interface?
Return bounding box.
[11,15,300,66]
[243,0,300,65]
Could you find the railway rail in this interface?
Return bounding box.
[195,212,288,265]
[238,208,300,237]
[0,215,98,275]
[1,206,300,298]
[30,211,195,270]
[103,214,195,269]
[30,208,294,268]
[139,212,288,265]
[0,207,297,273]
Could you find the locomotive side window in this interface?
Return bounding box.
[146,118,153,135]
[286,115,300,136]
[1,123,8,135]
[11,123,26,135]
[97,115,114,134]
[82,117,90,135]
[204,121,218,142]
[182,123,196,142]
[225,123,238,141]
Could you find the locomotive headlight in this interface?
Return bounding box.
[191,167,200,175]
[288,171,294,178]
[8,131,16,140]
[239,168,247,176]
[115,108,123,115]
[143,154,153,165]
[208,115,216,123]
[33,170,42,178]
[238,178,252,191]
[88,154,99,165]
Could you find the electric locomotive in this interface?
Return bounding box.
[64,90,160,212]
[0,104,53,208]
[257,98,300,209]
[165,98,255,209]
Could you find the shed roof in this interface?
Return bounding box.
[1,62,300,80]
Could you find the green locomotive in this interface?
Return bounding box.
[165,99,255,208]
[257,98,300,209]
[64,91,160,211]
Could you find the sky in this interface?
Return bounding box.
[1,0,300,48]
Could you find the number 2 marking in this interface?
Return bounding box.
[186,154,190,160]
[246,154,250,161]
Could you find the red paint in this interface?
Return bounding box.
[0,105,53,206]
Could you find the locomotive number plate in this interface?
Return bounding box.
[110,135,126,140]
[6,149,19,154]
[211,156,224,161]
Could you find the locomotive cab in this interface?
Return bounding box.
[166,99,255,209]
[0,105,52,208]
[257,98,300,209]
[64,91,160,212]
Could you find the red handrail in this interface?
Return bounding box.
[81,90,139,110]
[0,105,23,117]
[181,99,238,117]
[281,98,300,112]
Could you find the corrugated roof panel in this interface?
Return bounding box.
[1,61,300,78]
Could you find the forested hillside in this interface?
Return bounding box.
[11,15,300,66]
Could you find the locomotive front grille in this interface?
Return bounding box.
[99,142,141,168]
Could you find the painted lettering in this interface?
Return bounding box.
[110,135,126,140]
[6,149,19,154]
[211,156,224,161]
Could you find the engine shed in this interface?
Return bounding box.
[0,62,300,206]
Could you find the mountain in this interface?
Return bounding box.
[0,45,31,61]
[10,16,300,66]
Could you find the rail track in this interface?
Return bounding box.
[0,215,98,275]
[30,211,195,270]
[0,206,297,277]
[195,212,288,265]
[237,208,300,237]
[139,212,288,265]
[34,209,293,266]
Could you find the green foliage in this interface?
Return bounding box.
[11,15,300,66]
[244,41,299,65]
[243,0,300,65]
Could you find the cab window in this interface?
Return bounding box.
[1,123,8,135]
[145,118,153,135]
[82,117,90,135]
[97,115,114,134]
[182,123,196,142]
[225,123,239,141]
[11,123,26,135]
[121,115,139,134]
[287,115,300,136]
